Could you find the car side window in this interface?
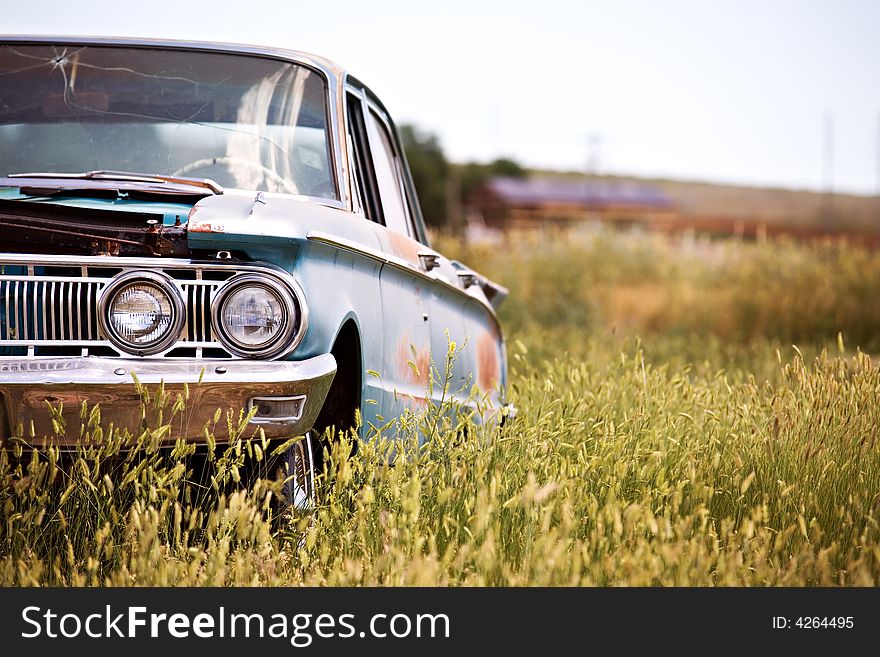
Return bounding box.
[364,108,415,238]
[346,92,382,223]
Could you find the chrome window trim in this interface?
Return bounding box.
[364,101,418,239]
[343,86,369,219]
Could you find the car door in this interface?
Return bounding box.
[363,104,507,420]
[359,96,475,421]
[345,87,433,431]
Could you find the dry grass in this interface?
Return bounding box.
[3,229,880,586]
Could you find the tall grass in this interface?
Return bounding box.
[439,228,880,358]
[3,229,880,585]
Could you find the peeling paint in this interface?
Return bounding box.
[397,335,432,389]
[397,391,429,409]
[486,314,502,341]
[387,230,422,264]
[188,221,226,233]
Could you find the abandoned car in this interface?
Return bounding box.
[0,36,509,504]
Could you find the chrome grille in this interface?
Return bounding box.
[1,275,102,343]
[184,281,220,344]
[0,255,236,357]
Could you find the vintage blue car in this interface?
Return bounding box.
[0,36,508,506]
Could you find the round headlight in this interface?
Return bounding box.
[222,286,286,347]
[99,272,184,356]
[212,274,302,359]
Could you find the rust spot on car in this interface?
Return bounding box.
[397,391,429,409]
[477,331,500,392]
[387,230,422,264]
[188,221,226,233]
[487,316,502,341]
[396,334,431,389]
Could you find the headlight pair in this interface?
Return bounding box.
[98,271,303,358]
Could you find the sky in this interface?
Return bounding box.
[4,0,880,195]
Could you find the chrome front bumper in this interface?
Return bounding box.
[0,354,337,446]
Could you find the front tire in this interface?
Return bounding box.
[279,432,316,512]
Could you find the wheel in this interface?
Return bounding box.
[278,431,316,513]
[312,323,362,442]
[275,324,362,518]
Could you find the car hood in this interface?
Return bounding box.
[0,183,352,260]
[185,190,377,264]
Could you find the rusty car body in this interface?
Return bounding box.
[0,36,508,504]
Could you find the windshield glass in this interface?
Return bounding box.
[0,44,337,199]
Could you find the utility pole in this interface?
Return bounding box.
[445,167,464,239]
[876,113,880,231]
[823,111,834,227]
[876,112,880,198]
[585,132,602,223]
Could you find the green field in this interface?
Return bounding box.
[3,229,880,585]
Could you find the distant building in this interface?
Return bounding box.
[467,176,676,230]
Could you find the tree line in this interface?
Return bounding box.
[399,124,526,232]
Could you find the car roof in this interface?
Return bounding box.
[0,34,400,125]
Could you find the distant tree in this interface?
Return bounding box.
[399,124,449,229]
[456,162,489,204]
[458,157,528,202]
[489,157,527,178]
[399,123,528,230]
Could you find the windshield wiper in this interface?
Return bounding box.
[8,170,223,194]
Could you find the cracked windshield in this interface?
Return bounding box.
[0,44,336,198]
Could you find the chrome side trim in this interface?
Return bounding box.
[305,230,503,319]
[306,229,413,270]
